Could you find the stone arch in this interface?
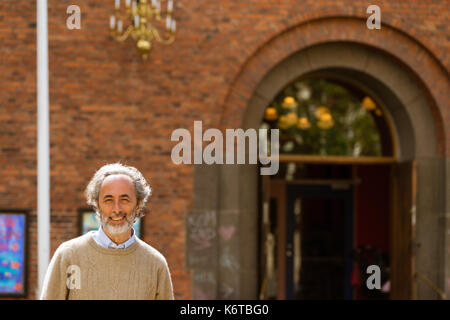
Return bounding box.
[220,18,448,155]
[193,18,449,299]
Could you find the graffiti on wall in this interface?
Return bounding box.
[186,210,217,268]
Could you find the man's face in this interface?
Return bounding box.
[98,174,139,236]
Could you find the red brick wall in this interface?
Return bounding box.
[0,0,38,299]
[0,0,448,299]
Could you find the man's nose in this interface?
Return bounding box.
[112,200,122,213]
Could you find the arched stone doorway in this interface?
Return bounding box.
[258,74,397,300]
[192,21,448,300]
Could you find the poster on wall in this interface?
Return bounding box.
[79,210,143,238]
[0,211,27,297]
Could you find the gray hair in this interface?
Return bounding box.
[85,162,152,218]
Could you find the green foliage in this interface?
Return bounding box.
[263,79,382,156]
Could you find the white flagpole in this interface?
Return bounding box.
[37,0,50,299]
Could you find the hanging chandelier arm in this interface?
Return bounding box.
[114,25,134,42]
[151,27,175,44]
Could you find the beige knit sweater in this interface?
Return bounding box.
[40,232,174,300]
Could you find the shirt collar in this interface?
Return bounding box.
[94,225,136,249]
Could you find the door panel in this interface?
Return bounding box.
[390,161,416,299]
[260,180,286,300]
[285,185,353,299]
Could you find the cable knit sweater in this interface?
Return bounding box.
[40,232,174,300]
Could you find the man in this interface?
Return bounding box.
[40,163,174,300]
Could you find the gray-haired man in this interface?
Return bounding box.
[40,163,174,300]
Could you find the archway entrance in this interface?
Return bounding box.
[257,75,415,300]
[192,40,445,300]
[259,162,416,300]
[236,41,445,300]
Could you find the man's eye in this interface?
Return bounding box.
[121,198,130,202]
[104,199,112,203]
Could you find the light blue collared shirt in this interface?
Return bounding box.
[92,225,136,249]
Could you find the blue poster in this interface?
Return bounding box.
[0,213,26,295]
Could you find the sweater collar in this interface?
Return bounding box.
[88,231,140,255]
[93,225,136,249]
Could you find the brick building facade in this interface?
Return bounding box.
[0,0,449,299]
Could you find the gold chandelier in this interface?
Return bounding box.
[109,0,177,60]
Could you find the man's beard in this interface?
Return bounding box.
[99,208,137,236]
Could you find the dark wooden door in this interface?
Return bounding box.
[285,184,354,300]
[390,161,416,299]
